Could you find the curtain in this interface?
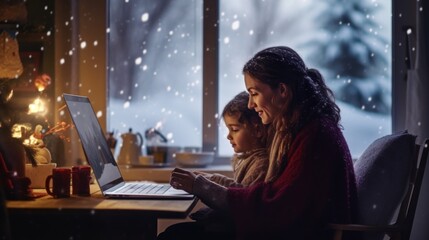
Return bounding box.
[405,0,429,144]
[407,1,429,239]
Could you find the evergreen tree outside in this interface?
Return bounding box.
[307,0,390,114]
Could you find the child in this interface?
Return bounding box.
[196,91,269,187]
[185,91,269,234]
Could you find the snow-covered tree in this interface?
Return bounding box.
[308,0,390,114]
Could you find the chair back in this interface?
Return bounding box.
[354,132,416,224]
[398,138,429,240]
[329,134,428,240]
[353,132,417,239]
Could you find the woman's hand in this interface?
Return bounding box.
[170,168,197,193]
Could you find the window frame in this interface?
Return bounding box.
[202,0,220,154]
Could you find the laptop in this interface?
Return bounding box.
[63,93,194,199]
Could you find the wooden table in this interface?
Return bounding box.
[6,185,197,240]
[119,165,234,182]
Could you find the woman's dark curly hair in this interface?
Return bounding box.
[242,46,341,182]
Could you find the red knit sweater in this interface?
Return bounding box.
[227,118,358,240]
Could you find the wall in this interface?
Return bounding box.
[54,0,107,166]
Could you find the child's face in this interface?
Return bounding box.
[224,114,262,153]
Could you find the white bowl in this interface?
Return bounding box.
[174,151,215,167]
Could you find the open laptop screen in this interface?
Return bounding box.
[64,94,123,191]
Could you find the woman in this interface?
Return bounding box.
[162,46,358,240]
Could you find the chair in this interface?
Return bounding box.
[329,133,429,240]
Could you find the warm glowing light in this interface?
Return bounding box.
[28,97,48,115]
[11,124,32,139]
[34,73,51,92]
[5,89,13,101]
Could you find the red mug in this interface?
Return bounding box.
[45,167,71,198]
[72,165,91,196]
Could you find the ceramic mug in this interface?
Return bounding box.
[72,165,91,196]
[45,167,71,198]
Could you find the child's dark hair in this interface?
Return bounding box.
[222,91,254,125]
[222,91,268,146]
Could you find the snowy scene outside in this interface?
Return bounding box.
[108,0,391,159]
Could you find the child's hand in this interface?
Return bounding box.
[170,168,197,193]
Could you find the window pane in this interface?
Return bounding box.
[218,0,392,158]
[108,1,203,156]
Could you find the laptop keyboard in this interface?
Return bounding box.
[116,183,171,195]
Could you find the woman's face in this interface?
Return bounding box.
[244,74,284,124]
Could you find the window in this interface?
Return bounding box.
[108,0,203,156]
[108,0,392,159]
